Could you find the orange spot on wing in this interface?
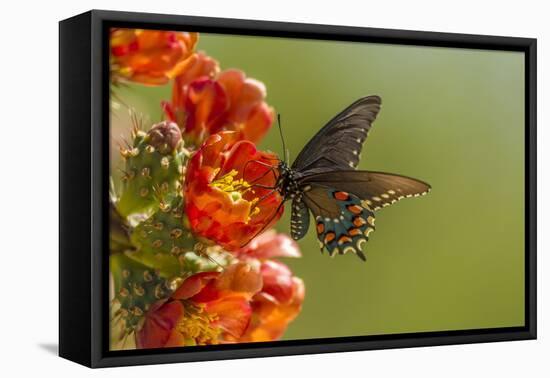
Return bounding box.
[338,235,352,245]
[347,205,363,215]
[316,222,325,234]
[324,232,336,244]
[348,228,361,236]
[334,191,349,201]
[353,216,366,227]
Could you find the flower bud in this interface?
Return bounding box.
[147,121,182,154]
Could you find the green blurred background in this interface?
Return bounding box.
[111,33,525,340]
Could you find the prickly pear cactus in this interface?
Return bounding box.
[117,121,188,217]
[108,29,306,351]
[109,118,233,349]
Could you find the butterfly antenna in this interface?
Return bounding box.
[277,113,289,164]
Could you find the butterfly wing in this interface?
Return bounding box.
[300,170,431,211]
[300,186,375,261]
[286,96,429,260]
[291,96,381,172]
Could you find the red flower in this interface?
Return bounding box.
[181,78,229,145]
[216,70,274,144]
[240,260,304,342]
[110,29,197,86]
[163,52,221,128]
[137,262,262,348]
[233,231,305,342]
[164,68,274,146]
[173,52,220,90]
[185,132,283,251]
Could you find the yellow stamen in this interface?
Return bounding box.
[210,169,260,219]
[210,169,251,193]
[177,303,221,345]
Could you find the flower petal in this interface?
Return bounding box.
[137,300,184,349]
[242,276,305,342]
[172,271,220,300]
[206,295,252,338]
[215,261,263,295]
[238,230,301,259]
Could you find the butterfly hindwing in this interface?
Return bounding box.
[292,96,381,173]
[303,187,375,261]
[290,198,310,241]
[299,170,431,211]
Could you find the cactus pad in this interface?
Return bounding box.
[110,253,179,342]
[117,121,188,217]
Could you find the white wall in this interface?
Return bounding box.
[1,0,546,376]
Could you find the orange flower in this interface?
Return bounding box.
[164,68,274,146]
[216,70,274,144]
[137,262,262,348]
[234,231,305,342]
[240,260,305,342]
[179,78,229,145]
[163,52,220,128]
[110,29,198,86]
[185,131,283,251]
[236,230,301,260]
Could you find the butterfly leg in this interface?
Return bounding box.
[242,159,279,185]
[249,187,281,209]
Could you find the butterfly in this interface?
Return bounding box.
[275,96,431,261]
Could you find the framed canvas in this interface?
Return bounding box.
[59,10,537,368]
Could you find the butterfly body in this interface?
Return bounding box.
[275,96,431,261]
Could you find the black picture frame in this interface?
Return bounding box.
[59,9,537,368]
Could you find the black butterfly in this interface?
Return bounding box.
[275,96,431,261]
